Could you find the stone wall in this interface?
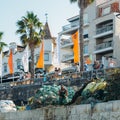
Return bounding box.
[0,100,120,120]
[0,77,85,105]
[0,84,41,105]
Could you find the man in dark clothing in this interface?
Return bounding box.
[59,85,68,105]
[93,61,100,70]
[92,60,100,79]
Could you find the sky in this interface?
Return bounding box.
[0,0,79,50]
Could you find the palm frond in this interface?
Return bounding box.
[16,11,44,53]
[0,32,3,40]
[70,0,77,3]
[0,32,7,53]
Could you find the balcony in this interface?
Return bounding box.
[62,53,74,62]
[94,25,113,38]
[61,39,73,48]
[94,41,113,54]
[62,22,78,32]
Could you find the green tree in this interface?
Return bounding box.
[70,0,94,71]
[0,32,7,53]
[16,11,44,79]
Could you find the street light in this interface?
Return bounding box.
[9,42,17,82]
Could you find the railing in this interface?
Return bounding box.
[96,25,113,35]
[62,22,78,31]
[1,67,120,89]
[95,41,113,50]
[62,54,74,61]
[61,39,73,46]
[62,24,71,31]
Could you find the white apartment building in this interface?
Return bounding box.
[58,0,120,69]
[1,22,56,80]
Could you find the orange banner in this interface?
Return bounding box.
[36,41,44,69]
[8,50,13,74]
[86,57,91,64]
[72,30,80,63]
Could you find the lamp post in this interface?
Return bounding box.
[9,42,17,82]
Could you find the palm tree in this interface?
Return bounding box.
[0,32,7,83]
[69,0,94,71]
[0,32,7,53]
[16,11,44,79]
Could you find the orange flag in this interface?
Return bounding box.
[86,57,91,64]
[72,30,80,63]
[8,50,13,74]
[36,41,44,68]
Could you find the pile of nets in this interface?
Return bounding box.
[81,79,107,99]
[67,68,120,105]
[28,84,75,109]
[67,79,107,105]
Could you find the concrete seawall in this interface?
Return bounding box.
[0,100,120,120]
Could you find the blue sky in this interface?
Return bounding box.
[0,0,79,50]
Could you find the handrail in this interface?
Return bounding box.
[95,41,113,50]
[0,67,120,88]
[96,25,113,34]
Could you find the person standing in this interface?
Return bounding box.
[54,67,58,77]
[92,60,100,79]
[59,85,68,105]
[108,58,116,68]
[84,62,89,71]
[19,72,24,81]
[93,60,100,70]
[100,62,104,69]
[58,68,62,79]
[43,70,47,82]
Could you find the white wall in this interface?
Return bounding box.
[2,40,54,76]
[0,100,120,120]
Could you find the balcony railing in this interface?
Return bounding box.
[62,54,74,61]
[62,22,78,31]
[61,39,73,46]
[95,41,113,50]
[96,25,113,35]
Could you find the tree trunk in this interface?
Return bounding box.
[29,44,35,80]
[79,0,84,71]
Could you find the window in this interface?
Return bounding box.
[102,6,111,16]
[83,28,89,39]
[83,34,89,39]
[17,59,21,69]
[84,45,88,54]
[44,53,49,61]
[4,64,7,73]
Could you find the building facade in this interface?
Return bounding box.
[1,22,56,81]
[58,0,120,69]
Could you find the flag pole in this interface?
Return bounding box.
[12,53,14,82]
[9,42,16,82]
[36,41,44,69]
[78,30,80,72]
[12,43,16,82]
